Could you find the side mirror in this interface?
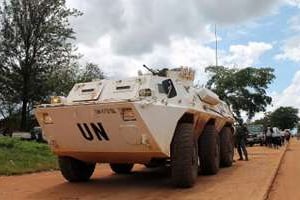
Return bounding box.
[162,79,177,98]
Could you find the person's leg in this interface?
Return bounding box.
[241,140,248,161]
[237,142,243,160]
[278,137,282,148]
[267,137,271,147]
[272,137,275,148]
[275,137,279,149]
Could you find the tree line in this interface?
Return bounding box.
[253,107,299,130]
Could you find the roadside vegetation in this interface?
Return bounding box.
[0,0,105,132]
[205,66,275,121]
[254,106,299,130]
[0,137,57,175]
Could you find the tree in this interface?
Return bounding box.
[269,107,299,130]
[77,62,105,83]
[47,62,79,96]
[0,0,81,130]
[47,62,105,97]
[205,66,275,121]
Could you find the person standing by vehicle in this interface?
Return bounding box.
[236,123,249,161]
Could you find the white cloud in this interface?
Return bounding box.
[77,35,216,82]
[275,36,300,62]
[252,69,300,120]
[77,35,140,78]
[271,71,300,109]
[78,36,272,87]
[66,0,280,56]
[285,0,300,7]
[276,11,300,62]
[221,42,273,67]
[65,0,275,80]
[288,14,300,31]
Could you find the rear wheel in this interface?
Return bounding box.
[220,126,234,167]
[58,156,95,182]
[171,123,198,188]
[110,163,134,174]
[198,125,220,175]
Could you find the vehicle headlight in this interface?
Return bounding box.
[121,108,136,121]
[139,88,152,97]
[50,96,65,104]
[42,113,53,124]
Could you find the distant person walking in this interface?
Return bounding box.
[285,130,291,143]
[272,127,281,148]
[265,127,273,147]
[236,123,249,161]
[280,129,285,146]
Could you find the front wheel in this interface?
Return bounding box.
[198,125,220,175]
[220,126,234,167]
[171,123,198,188]
[110,163,134,174]
[58,156,95,182]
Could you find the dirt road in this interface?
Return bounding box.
[0,146,286,200]
[268,138,300,200]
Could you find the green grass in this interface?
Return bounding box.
[0,137,58,175]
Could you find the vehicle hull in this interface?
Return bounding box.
[36,102,185,163]
[35,101,233,163]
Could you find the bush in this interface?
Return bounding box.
[0,137,58,175]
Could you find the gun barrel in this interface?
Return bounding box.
[143,64,157,75]
[143,64,151,71]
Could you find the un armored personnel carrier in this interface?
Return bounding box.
[35,66,235,188]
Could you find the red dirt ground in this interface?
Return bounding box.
[268,138,300,200]
[0,144,287,200]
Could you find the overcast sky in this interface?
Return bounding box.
[66,0,300,118]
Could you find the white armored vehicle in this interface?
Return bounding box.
[35,66,235,188]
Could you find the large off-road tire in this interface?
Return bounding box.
[58,156,95,182]
[198,125,220,175]
[110,163,134,174]
[171,123,198,188]
[220,126,234,167]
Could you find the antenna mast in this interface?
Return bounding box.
[215,24,218,67]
